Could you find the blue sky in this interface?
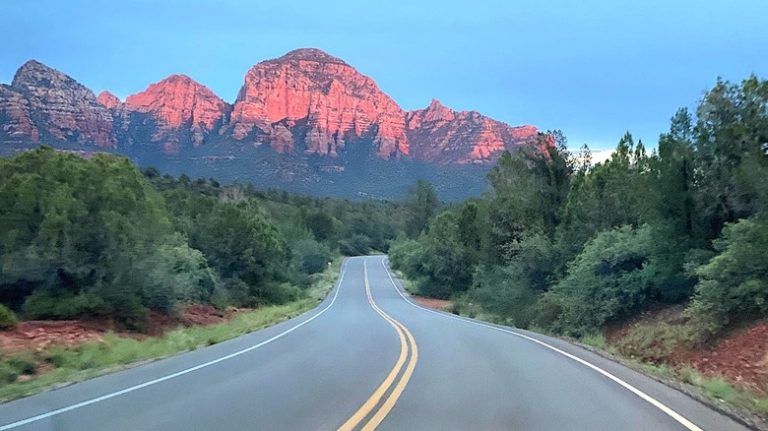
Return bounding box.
[2,0,767,152]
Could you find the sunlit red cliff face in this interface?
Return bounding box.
[0,49,544,199]
[121,75,229,152]
[96,91,121,110]
[227,49,409,158]
[405,99,540,164]
[225,49,539,162]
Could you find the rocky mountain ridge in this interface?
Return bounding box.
[0,49,546,199]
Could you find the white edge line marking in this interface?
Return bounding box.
[0,260,350,430]
[379,257,703,431]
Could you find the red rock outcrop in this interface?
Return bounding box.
[228,48,408,158]
[97,91,121,110]
[124,75,229,150]
[4,60,116,148]
[0,84,40,143]
[406,99,539,164]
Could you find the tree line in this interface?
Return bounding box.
[391,76,768,339]
[0,148,417,330]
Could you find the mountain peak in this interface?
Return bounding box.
[162,74,196,84]
[428,98,446,109]
[125,74,222,106]
[272,48,348,65]
[230,47,406,158]
[4,60,116,148]
[124,73,229,150]
[97,91,121,109]
[12,59,73,90]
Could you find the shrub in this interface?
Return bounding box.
[136,243,218,312]
[0,305,18,330]
[686,217,768,334]
[291,239,333,274]
[6,352,37,375]
[469,265,540,328]
[547,225,660,336]
[23,292,110,320]
[257,282,302,305]
[388,238,424,279]
[220,278,250,307]
[0,362,19,384]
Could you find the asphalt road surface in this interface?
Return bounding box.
[0,256,751,430]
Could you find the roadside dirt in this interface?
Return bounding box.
[0,305,245,352]
[676,322,768,394]
[411,295,452,311]
[0,320,107,353]
[606,306,768,394]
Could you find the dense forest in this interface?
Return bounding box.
[391,76,768,340]
[0,148,423,330]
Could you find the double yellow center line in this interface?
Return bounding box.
[338,259,419,431]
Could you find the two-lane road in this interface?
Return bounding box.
[0,256,749,430]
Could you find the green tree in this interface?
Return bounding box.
[692,76,768,239]
[404,180,438,238]
[0,148,176,325]
[686,217,768,334]
[416,212,472,298]
[305,211,337,242]
[486,132,572,262]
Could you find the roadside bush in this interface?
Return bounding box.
[219,278,250,307]
[256,282,302,305]
[547,225,660,336]
[469,265,540,328]
[0,362,19,384]
[686,217,768,334]
[291,239,333,274]
[23,292,110,320]
[6,352,37,375]
[136,242,218,312]
[0,305,18,329]
[388,238,424,279]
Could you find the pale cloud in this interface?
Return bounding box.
[591,149,614,165]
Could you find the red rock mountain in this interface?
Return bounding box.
[1,60,115,148]
[228,49,408,158]
[123,75,229,151]
[406,99,540,164]
[0,49,545,199]
[97,91,121,110]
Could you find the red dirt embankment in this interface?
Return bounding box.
[0,305,241,353]
[678,322,768,394]
[0,320,106,353]
[411,295,452,311]
[607,306,768,394]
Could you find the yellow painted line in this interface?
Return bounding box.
[379,257,703,431]
[338,258,418,431]
[361,318,418,431]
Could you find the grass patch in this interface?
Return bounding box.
[0,259,342,402]
[394,270,418,295]
[614,321,699,362]
[579,333,607,349]
[675,366,768,413]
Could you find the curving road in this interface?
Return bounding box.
[0,256,749,430]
